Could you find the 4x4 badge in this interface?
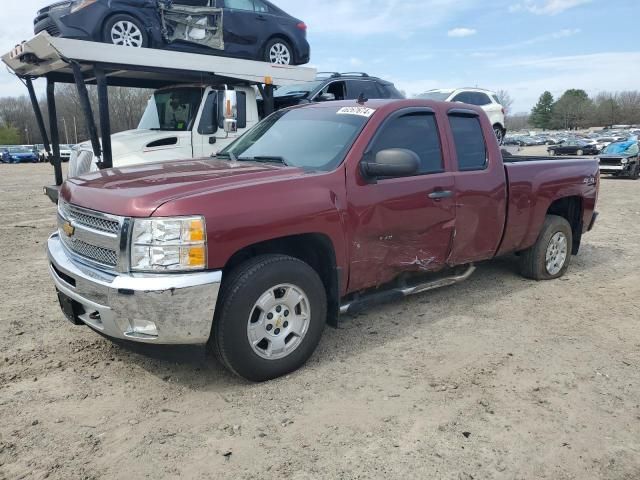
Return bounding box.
[62,221,75,238]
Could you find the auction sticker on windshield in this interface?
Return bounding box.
[337,107,376,117]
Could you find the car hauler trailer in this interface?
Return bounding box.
[2,32,316,202]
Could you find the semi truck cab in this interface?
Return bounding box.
[69,84,259,177]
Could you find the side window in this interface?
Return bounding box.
[318,81,346,101]
[448,115,487,171]
[224,0,254,11]
[175,0,210,6]
[198,91,218,135]
[346,80,382,100]
[474,93,492,106]
[253,0,269,12]
[452,92,474,105]
[370,112,444,175]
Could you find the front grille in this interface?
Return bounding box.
[59,201,120,235]
[599,157,623,166]
[58,201,124,270]
[35,18,61,36]
[63,237,118,267]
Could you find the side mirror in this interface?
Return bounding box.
[361,148,420,179]
[317,92,336,102]
[224,118,237,134]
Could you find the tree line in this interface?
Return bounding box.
[0,84,151,145]
[529,89,640,131]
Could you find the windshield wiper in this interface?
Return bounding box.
[238,156,288,166]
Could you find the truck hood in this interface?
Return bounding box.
[61,158,306,217]
[78,129,191,162]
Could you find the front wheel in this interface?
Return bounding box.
[493,126,505,146]
[576,149,584,156]
[264,38,293,65]
[629,163,640,180]
[210,255,327,381]
[519,215,573,281]
[103,14,148,48]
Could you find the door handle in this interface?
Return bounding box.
[428,190,453,200]
[256,14,267,21]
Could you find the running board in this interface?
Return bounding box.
[340,265,476,315]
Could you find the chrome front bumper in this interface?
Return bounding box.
[47,233,222,344]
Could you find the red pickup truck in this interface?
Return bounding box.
[48,99,599,381]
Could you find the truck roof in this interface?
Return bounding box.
[2,33,317,89]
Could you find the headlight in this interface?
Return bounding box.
[70,0,98,13]
[621,158,628,164]
[131,217,207,272]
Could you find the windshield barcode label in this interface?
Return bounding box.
[337,107,376,117]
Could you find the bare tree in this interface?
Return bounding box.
[495,89,513,115]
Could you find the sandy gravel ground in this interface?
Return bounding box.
[1,154,639,480]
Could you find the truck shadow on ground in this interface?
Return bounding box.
[108,246,610,387]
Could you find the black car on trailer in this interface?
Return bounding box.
[34,0,310,65]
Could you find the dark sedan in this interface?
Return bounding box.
[548,140,600,156]
[34,0,310,65]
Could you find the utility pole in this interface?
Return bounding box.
[63,118,69,144]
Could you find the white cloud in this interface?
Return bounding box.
[274,0,477,37]
[510,0,591,15]
[447,28,477,38]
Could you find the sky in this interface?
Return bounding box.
[0,0,638,113]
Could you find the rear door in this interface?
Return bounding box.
[346,108,457,290]
[221,0,263,57]
[446,109,507,264]
[345,80,383,100]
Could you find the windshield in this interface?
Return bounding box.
[602,141,639,155]
[8,147,31,153]
[419,92,452,101]
[274,81,323,98]
[138,87,204,131]
[219,106,371,171]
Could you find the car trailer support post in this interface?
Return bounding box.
[263,83,274,116]
[95,67,113,170]
[71,62,102,165]
[46,78,63,187]
[25,77,52,161]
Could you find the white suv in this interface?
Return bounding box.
[419,88,507,145]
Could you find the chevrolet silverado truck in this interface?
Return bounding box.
[47,99,599,381]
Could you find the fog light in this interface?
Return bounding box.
[132,319,158,337]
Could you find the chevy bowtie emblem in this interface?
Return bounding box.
[62,221,75,238]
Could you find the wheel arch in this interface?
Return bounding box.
[221,233,341,327]
[262,34,295,62]
[100,10,155,46]
[546,196,583,254]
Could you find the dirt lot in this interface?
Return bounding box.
[1,155,639,480]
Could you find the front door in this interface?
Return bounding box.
[346,108,456,291]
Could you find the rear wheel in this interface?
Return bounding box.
[549,149,555,156]
[576,149,584,156]
[493,125,505,146]
[264,38,293,65]
[210,255,327,381]
[103,15,148,48]
[519,215,573,281]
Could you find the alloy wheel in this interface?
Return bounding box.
[269,43,292,65]
[545,232,568,276]
[111,21,144,47]
[247,284,310,360]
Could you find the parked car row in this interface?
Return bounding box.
[0,144,74,163]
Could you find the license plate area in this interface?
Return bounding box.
[57,290,85,325]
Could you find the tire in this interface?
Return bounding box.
[493,126,505,146]
[210,255,327,381]
[519,215,573,281]
[549,150,555,156]
[103,14,148,48]
[264,38,293,65]
[576,149,583,156]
